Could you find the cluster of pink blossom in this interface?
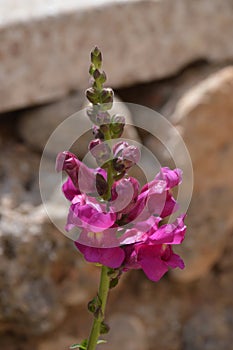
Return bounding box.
[56,150,186,282]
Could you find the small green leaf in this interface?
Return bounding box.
[88,298,96,313]
[100,321,110,334]
[69,342,86,349]
[91,47,102,69]
[109,277,119,289]
[89,63,95,76]
[70,339,88,349]
[97,340,107,345]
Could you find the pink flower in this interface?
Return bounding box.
[123,215,186,281]
[122,168,181,225]
[136,244,184,282]
[57,153,186,281]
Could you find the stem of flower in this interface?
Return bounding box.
[86,265,110,350]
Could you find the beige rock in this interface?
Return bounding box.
[1,0,233,112]
[171,67,233,282]
[173,189,233,282]
[172,66,233,192]
[0,142,41,206]
[0,202,100,335]
[38,335,79,350]
[183,305,233,350]
[99,313,147,350]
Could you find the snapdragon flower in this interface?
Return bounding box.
[56,47,187,350]
[56,150,186,281]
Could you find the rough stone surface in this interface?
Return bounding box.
[38,335,78,350]
[18,93,140,158]
[1,0,233,112]
[0,200,100,335]
[172,189,233,282]
[99,313,147,350]
[183,305,233,350]
[171,67,233,281]
[172,66,233,192]
[0,142,41,206]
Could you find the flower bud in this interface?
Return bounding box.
[113,141,129,157]
[93,70,107,85]
[91,46,102,69]
[112,158,125,173]
[96,173,109,196]
[100,88,114,104]
[96,111,111,125]
[112,114,125,125]
[93,69,101,80]
[122,145,141,169]
[86,87,99,104]
[92,125,104,140]
[87,107,111,126]
[110,114,125,138]
[89,139,111,165]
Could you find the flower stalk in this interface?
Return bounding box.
[86,265,110,350]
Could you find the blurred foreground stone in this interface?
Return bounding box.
[171,67,233,281]
[0,198,100,335]
[0,138,98,336]
[1,0,233,112]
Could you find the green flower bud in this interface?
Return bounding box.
[91,46,102,69]
[89,63,95,76]
[110,114,125,138]
[100,321,110,334]
[100,88,114,104]
[86,87,99,104]
[93,69,101,80]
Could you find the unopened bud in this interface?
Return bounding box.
[93,69,101,80]
[96,111,111,125]
[110,114,125,138]
[89,140,111,164]
[91,46,102,69]
[100,88,114,104]
[89,63,95,76]
[112,158,125,172]
[113,141,129,157]
[92,126,104,140]
[86,88,99,104]
[122,145,141,168]
[96,173,108,196]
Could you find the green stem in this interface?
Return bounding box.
[86,265,110,350]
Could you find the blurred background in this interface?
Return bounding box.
[0,0,233,349]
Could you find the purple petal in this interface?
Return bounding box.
[137,244,169,282]
[56,151,107,194]
[67,202,116,232]
[149,215,186,244]
[62,177,80,201]
[75,242,125,268]
[166,252,185,269]
[141,257,168,282]
[155,167,182,189]
[160,192,178,218]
